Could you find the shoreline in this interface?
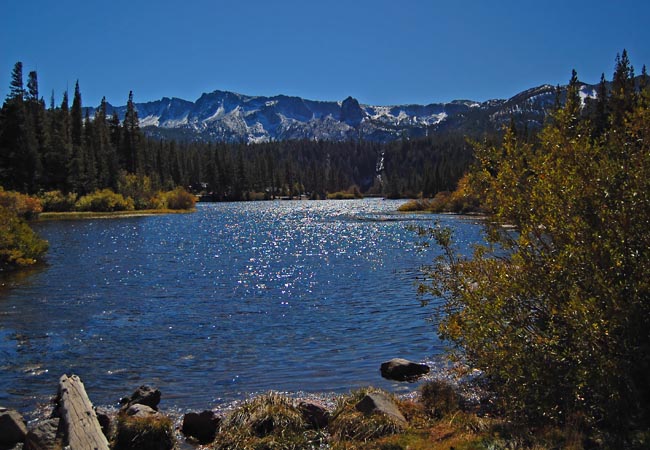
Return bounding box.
[37,208,196,221]
[12,361,487,450]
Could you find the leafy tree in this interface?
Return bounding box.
[419,55,650,441]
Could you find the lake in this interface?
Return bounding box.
[0,199,484,416]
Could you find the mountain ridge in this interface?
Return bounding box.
[87,81,600,144]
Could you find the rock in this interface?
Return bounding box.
[297,400,330,429]
[355,392,407,425]
[124,404,159,418]
[181,410,221,444]
[94,407,112,438]
[120,385,161,411]
[24,418,61,450]
[380,358,430,382]
[0,407,28,446]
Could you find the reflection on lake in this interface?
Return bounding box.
[0,199,484,414]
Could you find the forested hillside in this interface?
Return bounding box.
[0,62,476,201]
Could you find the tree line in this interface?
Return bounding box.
[0,62,474,200]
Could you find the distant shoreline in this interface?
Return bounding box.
[37,209,195,221]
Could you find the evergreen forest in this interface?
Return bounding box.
[0,62,474,202]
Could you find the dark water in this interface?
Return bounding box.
[0,199,484,415]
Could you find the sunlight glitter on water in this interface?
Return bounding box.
[0,199,485,415]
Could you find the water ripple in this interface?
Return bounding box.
[0,199,484,415]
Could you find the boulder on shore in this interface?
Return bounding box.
[24,418,62,450]
[181,410,221,444]
[380,358,430,382]
[0,407,28,446]
[355,392,407,425]
[124,403,160,419]
[119,385,161,411]
[297,400,330,429]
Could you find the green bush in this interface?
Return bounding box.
[0,206,48,270]
[75,189,134,212]
[39,190,78,212]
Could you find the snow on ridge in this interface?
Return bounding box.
[139,115,160,127]
[204,106,226,123]
[579,85,597,106]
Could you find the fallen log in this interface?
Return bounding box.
[57,374,109,450]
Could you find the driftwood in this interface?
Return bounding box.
[57,374,109,450]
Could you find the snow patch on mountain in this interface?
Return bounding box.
[579,85,597,106]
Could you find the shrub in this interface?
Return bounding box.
[419,380,459,419]
[39,190,78,212]
[75,189,134,212]
[147,193,168,210]
[326,191,356,200]
[420,57,650,439]
[327,185,364,200]
[397,198,434,212]
[163,187,196,210]
[0,206,48,270]
[117,172,156,210]
[0,187,43,219]
[445,174,483,213]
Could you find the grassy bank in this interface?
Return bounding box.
[118,382,598,450]
[38,208,195,221]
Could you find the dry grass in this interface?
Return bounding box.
[211,391,324,450]
[329,388,406,444]
[113,414,175,450]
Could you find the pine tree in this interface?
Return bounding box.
[68,81,85,192]
[94,97,119,188]
[0,62,40,192]
[8,62,24,100]
[121,91,141,173]
[611,49,636,129]
[26,71,49,189]
[82,110,97,192]
[43,92,71,191]
[588,73,609,138]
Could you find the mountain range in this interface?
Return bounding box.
[90,82,600,144]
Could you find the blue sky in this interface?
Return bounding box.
[2,0,649,107]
